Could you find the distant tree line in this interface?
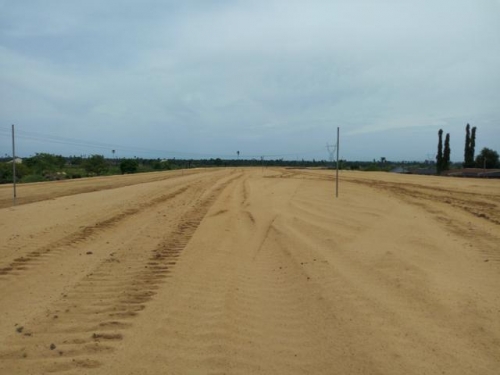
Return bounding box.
[1,136,498,185]
[0,151,443,185]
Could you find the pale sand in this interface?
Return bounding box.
[0,168,499,374]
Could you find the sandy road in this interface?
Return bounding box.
[0,168,499,374]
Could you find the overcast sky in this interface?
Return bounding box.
[1,0,499,161]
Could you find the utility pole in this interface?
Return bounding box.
[12,124,17,205]
[336,127,340,198]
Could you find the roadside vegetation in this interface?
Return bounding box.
[0,153,446,185]
[0,154,178,184]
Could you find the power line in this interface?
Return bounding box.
[0,126,326,159]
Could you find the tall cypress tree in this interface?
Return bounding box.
[464,123,470,167]
[463,124,478,168]
[470,126,477,166]
[443,133,451,171]
[437,129,443,174]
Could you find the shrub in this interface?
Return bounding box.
[0,162,31,183]
[120,159,139,174]
[83,155,108,176]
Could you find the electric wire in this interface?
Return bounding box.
[0,126,327,159]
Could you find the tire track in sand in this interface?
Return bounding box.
[342,176,500,264]
[143,173,373,374]
[0,172,242,373]
[0,169,205,209]
[0,185,190,278]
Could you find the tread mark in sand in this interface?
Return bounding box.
[0,175,238,373]
[0,185,191,277]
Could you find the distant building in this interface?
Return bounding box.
[7,157,23,164]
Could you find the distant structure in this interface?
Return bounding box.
[409,167,436,175]
[390,166,407,174]
[446,168,500,178]
[326,143,337,166]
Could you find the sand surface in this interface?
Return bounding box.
[0,168,499,374]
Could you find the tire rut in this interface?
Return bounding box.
[346,178,500,226]
[0,172,241,373]
[0,169,205,209]
[0,185,191,278]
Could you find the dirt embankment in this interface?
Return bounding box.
[0,169,499,374]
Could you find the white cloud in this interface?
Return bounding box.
[0,0,499,160]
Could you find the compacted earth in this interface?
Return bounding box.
[0,168,499,374]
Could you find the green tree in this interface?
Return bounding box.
[463,124,477,168]
[443,133,451,171]
[0,162,30,184]
[475,148,500,169]
[24,153,66,175]
[67,156,83,166]
[120,159,139,174]
[470,126,477,164]
[152,160,172,170]
[464,123,470,167]
[436,129,443,174]
[83,155,108,175]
